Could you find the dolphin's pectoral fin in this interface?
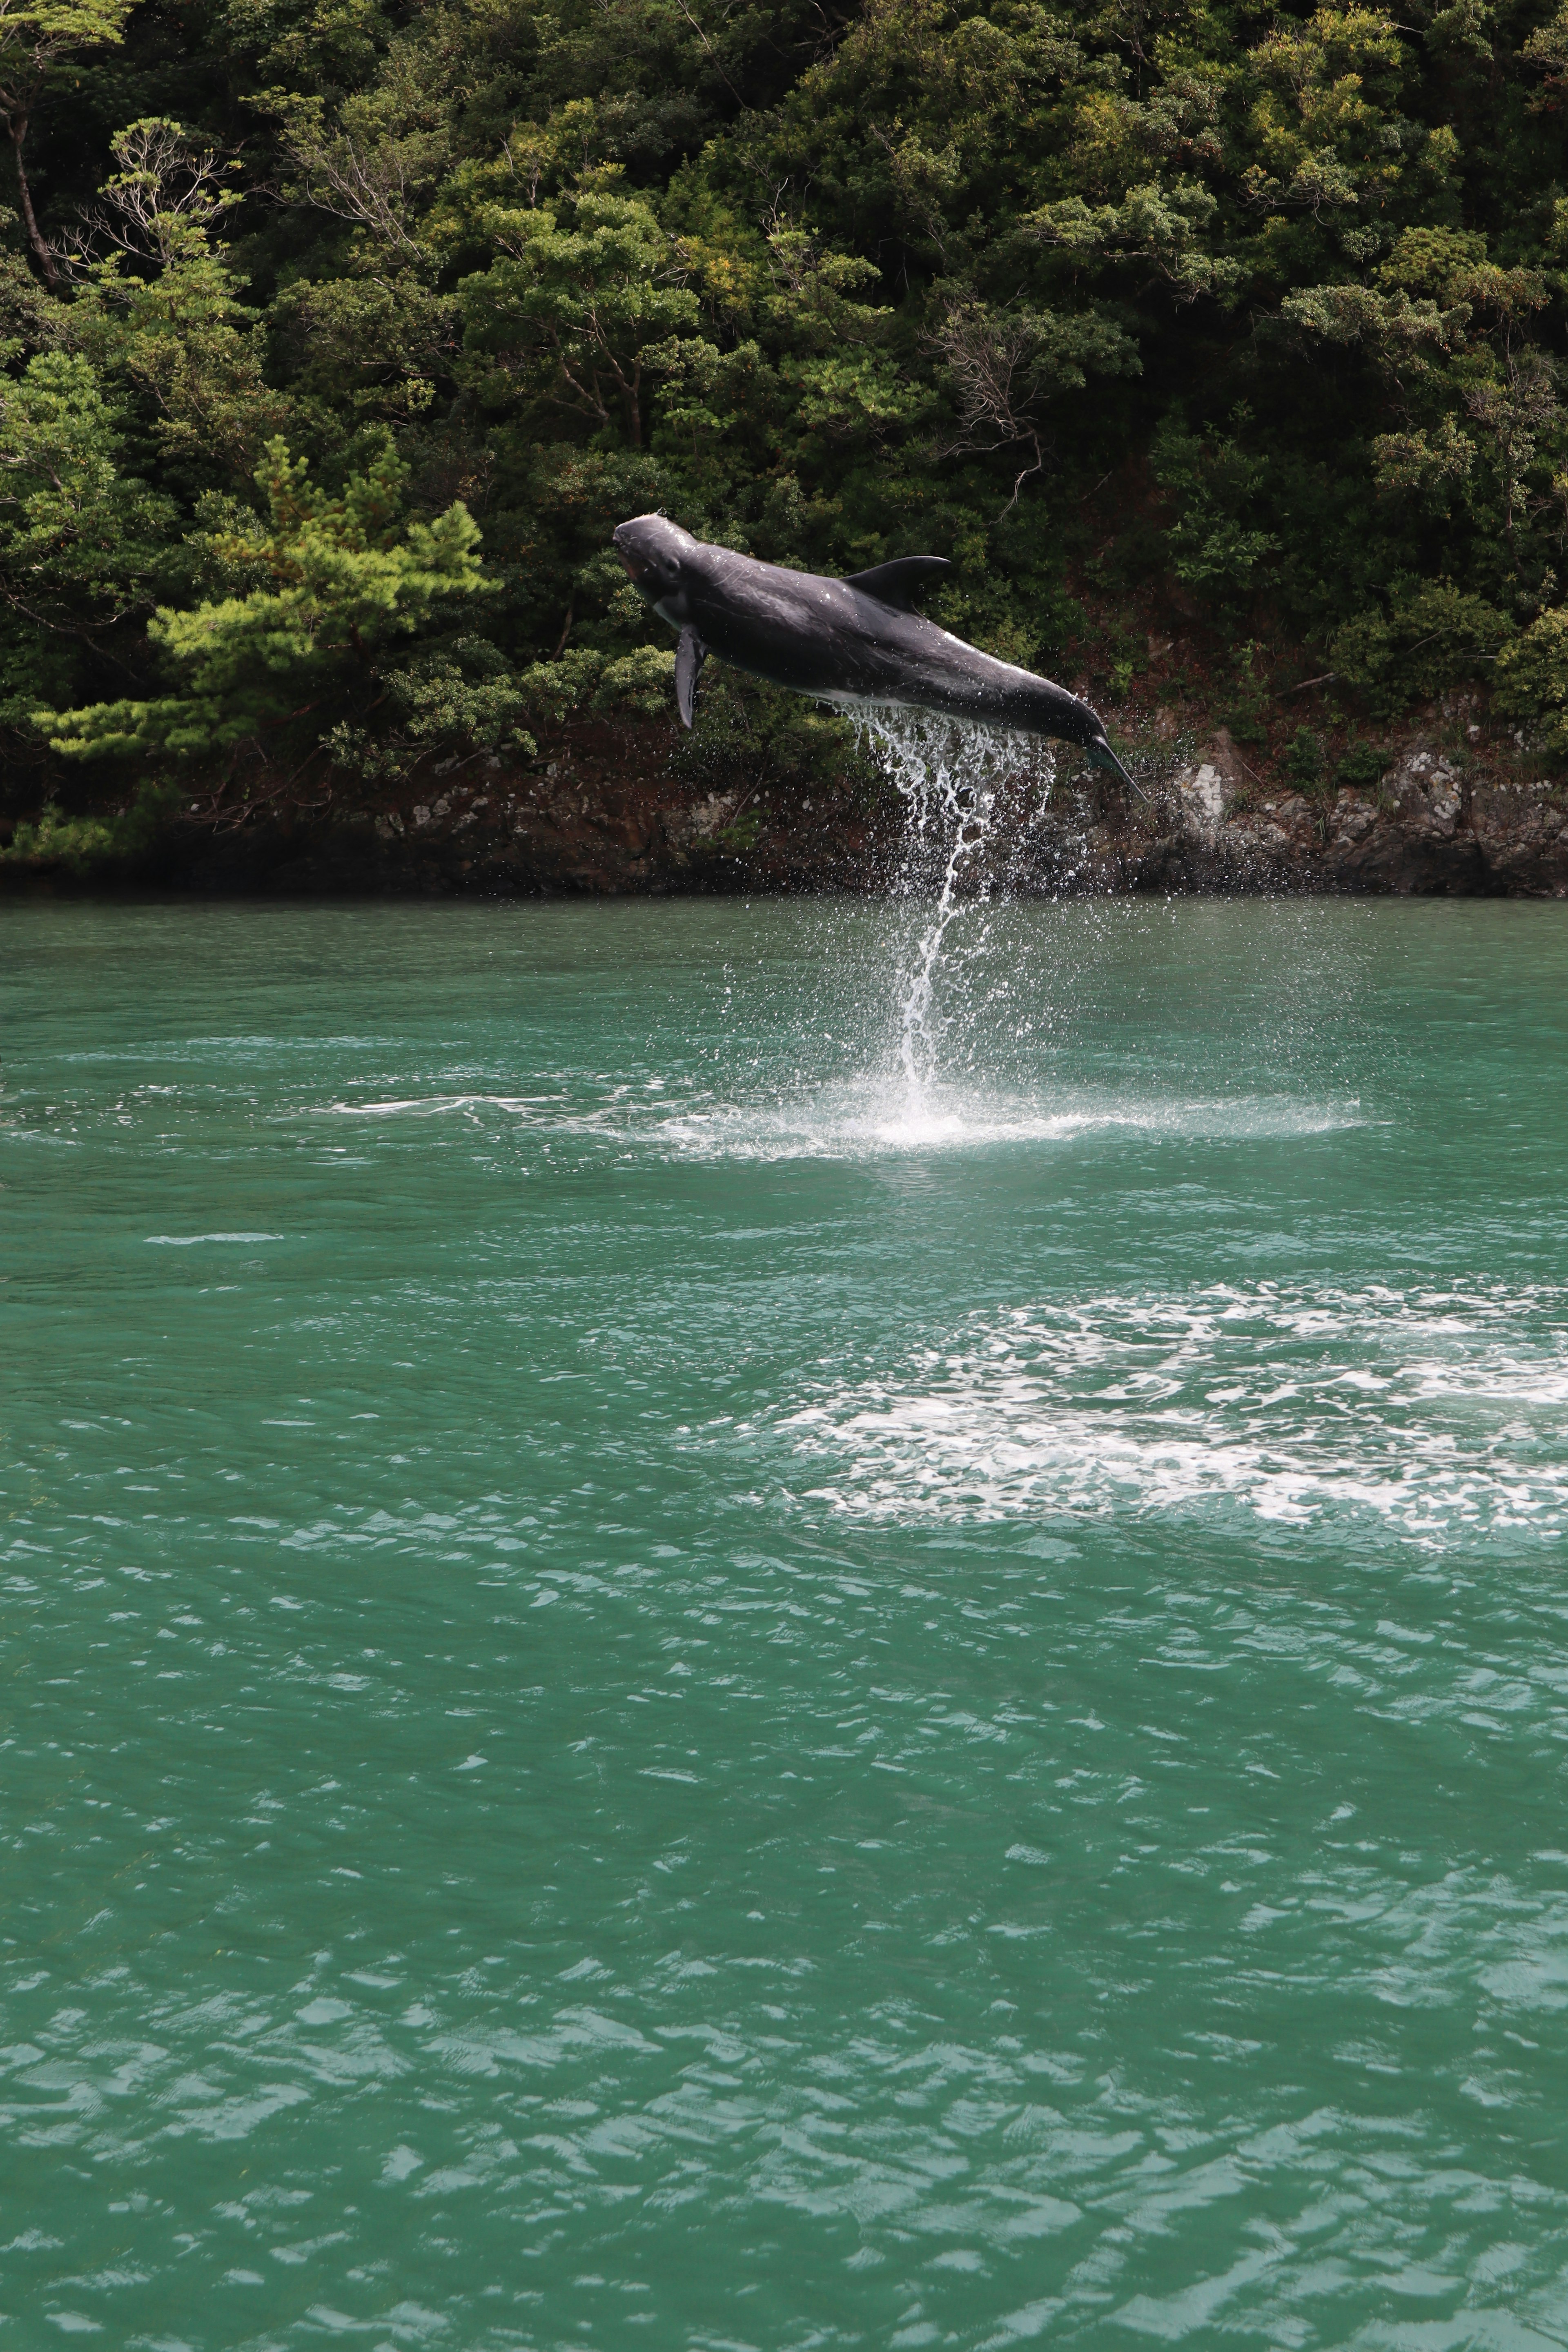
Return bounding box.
[840,555,952,612]
[675,628,706,728]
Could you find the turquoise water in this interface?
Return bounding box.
[6,894,1568,2351]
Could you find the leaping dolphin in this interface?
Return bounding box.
[612,514,1138,793]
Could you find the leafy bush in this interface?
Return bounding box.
[1223,642,1272,746]
[1495,609,1568,757]
[0,781,180,869]
[1152,412,1281,618]
[1284,728,1325,790]
[1332,585,1514,717]
[1335,739,1390,789]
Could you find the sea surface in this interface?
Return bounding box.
[5,893,1568,2351]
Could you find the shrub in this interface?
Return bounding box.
[1335,739,1389,788]
[1494,608,1568,757]
[1332,583,1514,717]
[1284,726,1325,788]
[0,781,180,869]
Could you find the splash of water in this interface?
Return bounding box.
[849,707,1054,1114]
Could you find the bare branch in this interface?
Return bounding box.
[68,116,242,271]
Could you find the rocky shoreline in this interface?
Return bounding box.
[6,715,1568,900]
[1029,735,1568,899]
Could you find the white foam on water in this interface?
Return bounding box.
[305,1082,1364,1165]
[644,1087,1364,1163]
[300,1078,1365,1162]
[314,1093,557,1119]
[766,1281,1568,1543]
[144,1232,285,1246]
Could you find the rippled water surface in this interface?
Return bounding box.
[6,894,1568,2351]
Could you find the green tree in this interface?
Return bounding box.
[0,348,180,731]
[40,435,492,772]
[454,162,704,450]
[64,118,289,482]
[0,0,132,283]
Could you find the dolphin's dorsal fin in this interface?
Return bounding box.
[840,556,951,612]
[675,628,706,728]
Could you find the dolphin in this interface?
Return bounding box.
[612,513,1138,793]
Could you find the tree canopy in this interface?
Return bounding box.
[3,0,1568,826]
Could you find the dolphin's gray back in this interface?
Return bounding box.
[684,549,1089,741]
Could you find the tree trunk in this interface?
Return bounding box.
[10,118,58,288]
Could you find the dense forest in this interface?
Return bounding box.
[2,0,1568,862]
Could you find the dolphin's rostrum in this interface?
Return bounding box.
[613,514,1138,793]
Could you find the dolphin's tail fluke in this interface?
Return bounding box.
[1087,737,1147,804]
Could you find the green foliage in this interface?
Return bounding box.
[1331,583,1514,716]
[1335,737,1389,788]
[40,437,490,762]
[0,349,183,728]
[1496,609,1568,755]
[0,0,134,281]
[665,672,880,802]
[0,777,178,866]
[322,639,540,779]
[2,0,1568,832]
[1153,412,1281,614]
[1284,726,1325,789]
[67,190,286,474]
[454,170,702,449]
[1223,641,1272,746]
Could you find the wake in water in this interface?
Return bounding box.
[768,1280,1568,1548]
[849,708,1054,1118]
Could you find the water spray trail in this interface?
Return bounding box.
[851,708,1053,1113]
[896,791,994,1104]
